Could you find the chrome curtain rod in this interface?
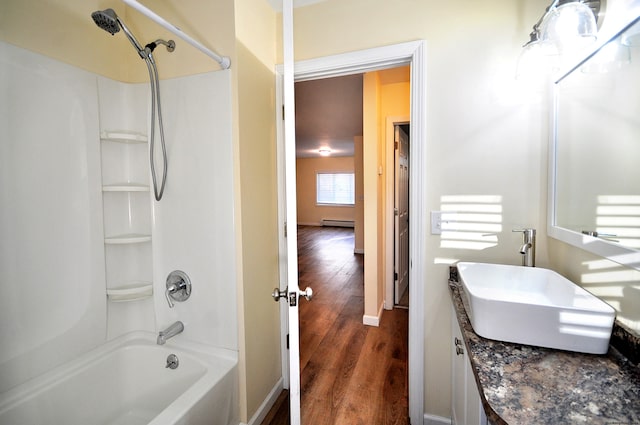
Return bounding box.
[122,0,231,69]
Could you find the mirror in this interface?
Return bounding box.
[549,16,640,271]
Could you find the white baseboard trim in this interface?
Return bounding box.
[246,377,284,425]
[424,413,452,425]
[362,303,384,327]
[354,248,364,254]
[297,221,321,226]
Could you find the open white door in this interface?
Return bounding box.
[272,1,309,424]
[394,124,409,303]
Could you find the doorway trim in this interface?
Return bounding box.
[275,40,427,425]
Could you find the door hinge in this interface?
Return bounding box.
[284,221,287,237]
[282,104,285,120]
[394,272,398,281]
[286,333,289,350]
[395,141,399,150]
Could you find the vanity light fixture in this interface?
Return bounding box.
[540,1,599,50]
[516,31,559,79]
[517,0,604,79]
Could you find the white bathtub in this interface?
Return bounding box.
[0,331,238,425]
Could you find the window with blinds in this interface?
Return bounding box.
[316,172,355,206]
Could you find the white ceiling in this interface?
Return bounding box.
[295,74,363,158]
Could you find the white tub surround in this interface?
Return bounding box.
[0,41,106,394]
[0,40,239,422]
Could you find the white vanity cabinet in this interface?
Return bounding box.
[451,310,488,425]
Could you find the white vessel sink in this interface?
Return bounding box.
[456,262,615,354]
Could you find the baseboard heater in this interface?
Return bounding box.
[321,219,354,228]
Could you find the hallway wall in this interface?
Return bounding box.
[296,156,356,226]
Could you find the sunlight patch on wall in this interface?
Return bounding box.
[434,257,461,265]
[580,258,640,332]
[439,195,503,251]
[595,195,640,248]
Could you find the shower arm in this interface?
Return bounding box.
[122,0,231,69]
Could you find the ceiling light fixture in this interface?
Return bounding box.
[318,148,332,156]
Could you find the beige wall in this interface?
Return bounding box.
[289,0,552,417]
[296,156,356,226]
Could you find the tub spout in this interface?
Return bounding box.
[157,321,184,345]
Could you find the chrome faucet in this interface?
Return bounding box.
[157,321,184,345]
[513,228,536,267]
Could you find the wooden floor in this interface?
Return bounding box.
[261,226,409,425]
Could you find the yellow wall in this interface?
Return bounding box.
[290,0,552,417]
[0,0,132,80]
[233,0,279,422]
[125,0,236,82]
[361,69,410,321]
[362,71,380,319]
[0,0,235,82]
[296,156,356,226]
[354,136,364,253]
[378,75,410,312]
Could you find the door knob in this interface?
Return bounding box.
[299,287,313,301]
[272,287,313,304]
[272,287,287,302]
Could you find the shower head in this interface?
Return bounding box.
[91,9,120,35]
[91,8,147,58]
[91,9,176,60]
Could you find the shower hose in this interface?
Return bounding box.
[144,53,167,201]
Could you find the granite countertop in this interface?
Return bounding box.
[449,280,640,425]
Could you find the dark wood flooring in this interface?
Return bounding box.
[261,225,409,425]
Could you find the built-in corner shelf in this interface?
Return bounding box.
[104,233,152,245]
[102,183,150,192]
[99,124,153,311]
[100,131,148,144]
[107,282,153,302]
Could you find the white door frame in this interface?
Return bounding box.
[275,40,427,425]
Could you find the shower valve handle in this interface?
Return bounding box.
[165,270,192,308]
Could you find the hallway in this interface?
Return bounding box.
[262,225,408,425]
